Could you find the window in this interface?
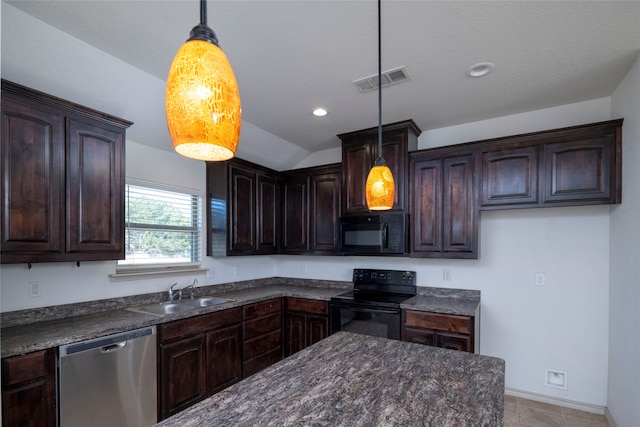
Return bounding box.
[118,182,202,269]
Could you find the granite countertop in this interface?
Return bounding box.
[1,279,480,358]
[156,331,504,427]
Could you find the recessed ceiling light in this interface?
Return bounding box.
[466,62,495,78]
[312,107,328,117]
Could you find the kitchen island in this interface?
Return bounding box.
[156,331,505,427]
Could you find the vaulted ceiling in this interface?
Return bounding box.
[3,1,639,169]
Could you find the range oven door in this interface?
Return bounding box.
[329,301,401,340]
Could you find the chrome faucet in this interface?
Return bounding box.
[182,279,198,300]
[168,283,181,302]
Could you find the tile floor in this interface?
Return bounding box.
[504,395,613,427]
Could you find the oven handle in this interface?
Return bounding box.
[330,303,399,315]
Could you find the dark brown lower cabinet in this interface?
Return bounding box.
[158,308,242,420]
[1,349,56,427]
[402,310,476,353]
[242,299,283,378]
[285,298,329,356]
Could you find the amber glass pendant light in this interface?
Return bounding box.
[166,0,242,161]
[365,0,395,210]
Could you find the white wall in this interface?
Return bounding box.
[608,54,640,426]
[276,205,611,406]
[0,0,629,412]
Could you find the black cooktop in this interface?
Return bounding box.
[331,290,415,307]
[331,268,417,308]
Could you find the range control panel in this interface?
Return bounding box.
[353,269,416,287]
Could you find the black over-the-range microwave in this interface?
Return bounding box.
[339,213,408,255]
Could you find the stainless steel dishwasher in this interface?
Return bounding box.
[58,326,157,426]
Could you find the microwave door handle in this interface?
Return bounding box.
[382,223,389,249]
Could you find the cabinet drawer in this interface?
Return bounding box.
[243,329,282,360]
[243,298,281,319]
[243,347,283,378]
[2,350,51,387]
[404,310,472,334]
[243,312,282,340]
[160,307,242,343]
[286,298,328,315]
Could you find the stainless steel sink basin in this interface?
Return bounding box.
[184,296,234,307]
[126,297,233,317]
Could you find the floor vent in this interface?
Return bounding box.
[352,66,410,93]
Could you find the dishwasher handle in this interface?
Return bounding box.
[59,326,156,358]
[101,342,127,353]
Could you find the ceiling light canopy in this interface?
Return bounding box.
[365,0,395,211]
[165,0,242,161]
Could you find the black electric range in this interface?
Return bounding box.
[329,268,416,340]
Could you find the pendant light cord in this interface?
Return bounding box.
[376,0,384,167]
[200,0,207,25]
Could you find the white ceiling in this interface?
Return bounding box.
[4,1,640,167]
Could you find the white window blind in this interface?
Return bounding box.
[118,183,201,268]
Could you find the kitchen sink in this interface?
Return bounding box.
[184,296,234,307]
[126,297,233,317]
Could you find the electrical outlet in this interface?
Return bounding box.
[535,272,546,287]
[443,269,452,281]
[301,263,308,274]
[29,281,42,298]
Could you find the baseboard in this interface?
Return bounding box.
[604,407,619,427]
[505,387,606,414]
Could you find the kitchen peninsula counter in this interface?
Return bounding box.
[156,331,505,427]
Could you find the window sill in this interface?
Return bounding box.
[109,266,208,282]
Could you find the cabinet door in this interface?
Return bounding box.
[285,311,306,356]
[411,158,442,253]
[282,174,308,253]
[309,169,341,253]
[228,165,256,254]
[342,139,373,214]
[543,136,615,204]
[481,145,539,208]
[66,116,124,259]
[1,349,56,427]
[1,96,65,261]
[442,154,476,254]
[380,129,408,211]
[402,326,437,347]
[256,173,280,254]
[207,324,242,394]
[410,152,477,258]
[159,335,207,419]
[307,314,329,347]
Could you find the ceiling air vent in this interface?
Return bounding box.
[352,66,410,93]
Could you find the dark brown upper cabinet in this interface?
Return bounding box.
[478,119,623,210]
[282,164,341,255]
[206,158,280,256]
[410,148,479,259]
[338,120,420,215]
[1,80,131,264]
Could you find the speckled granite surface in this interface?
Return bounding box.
[156,331,504,427]
[1,279,480,358]
[0,282,346,358]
